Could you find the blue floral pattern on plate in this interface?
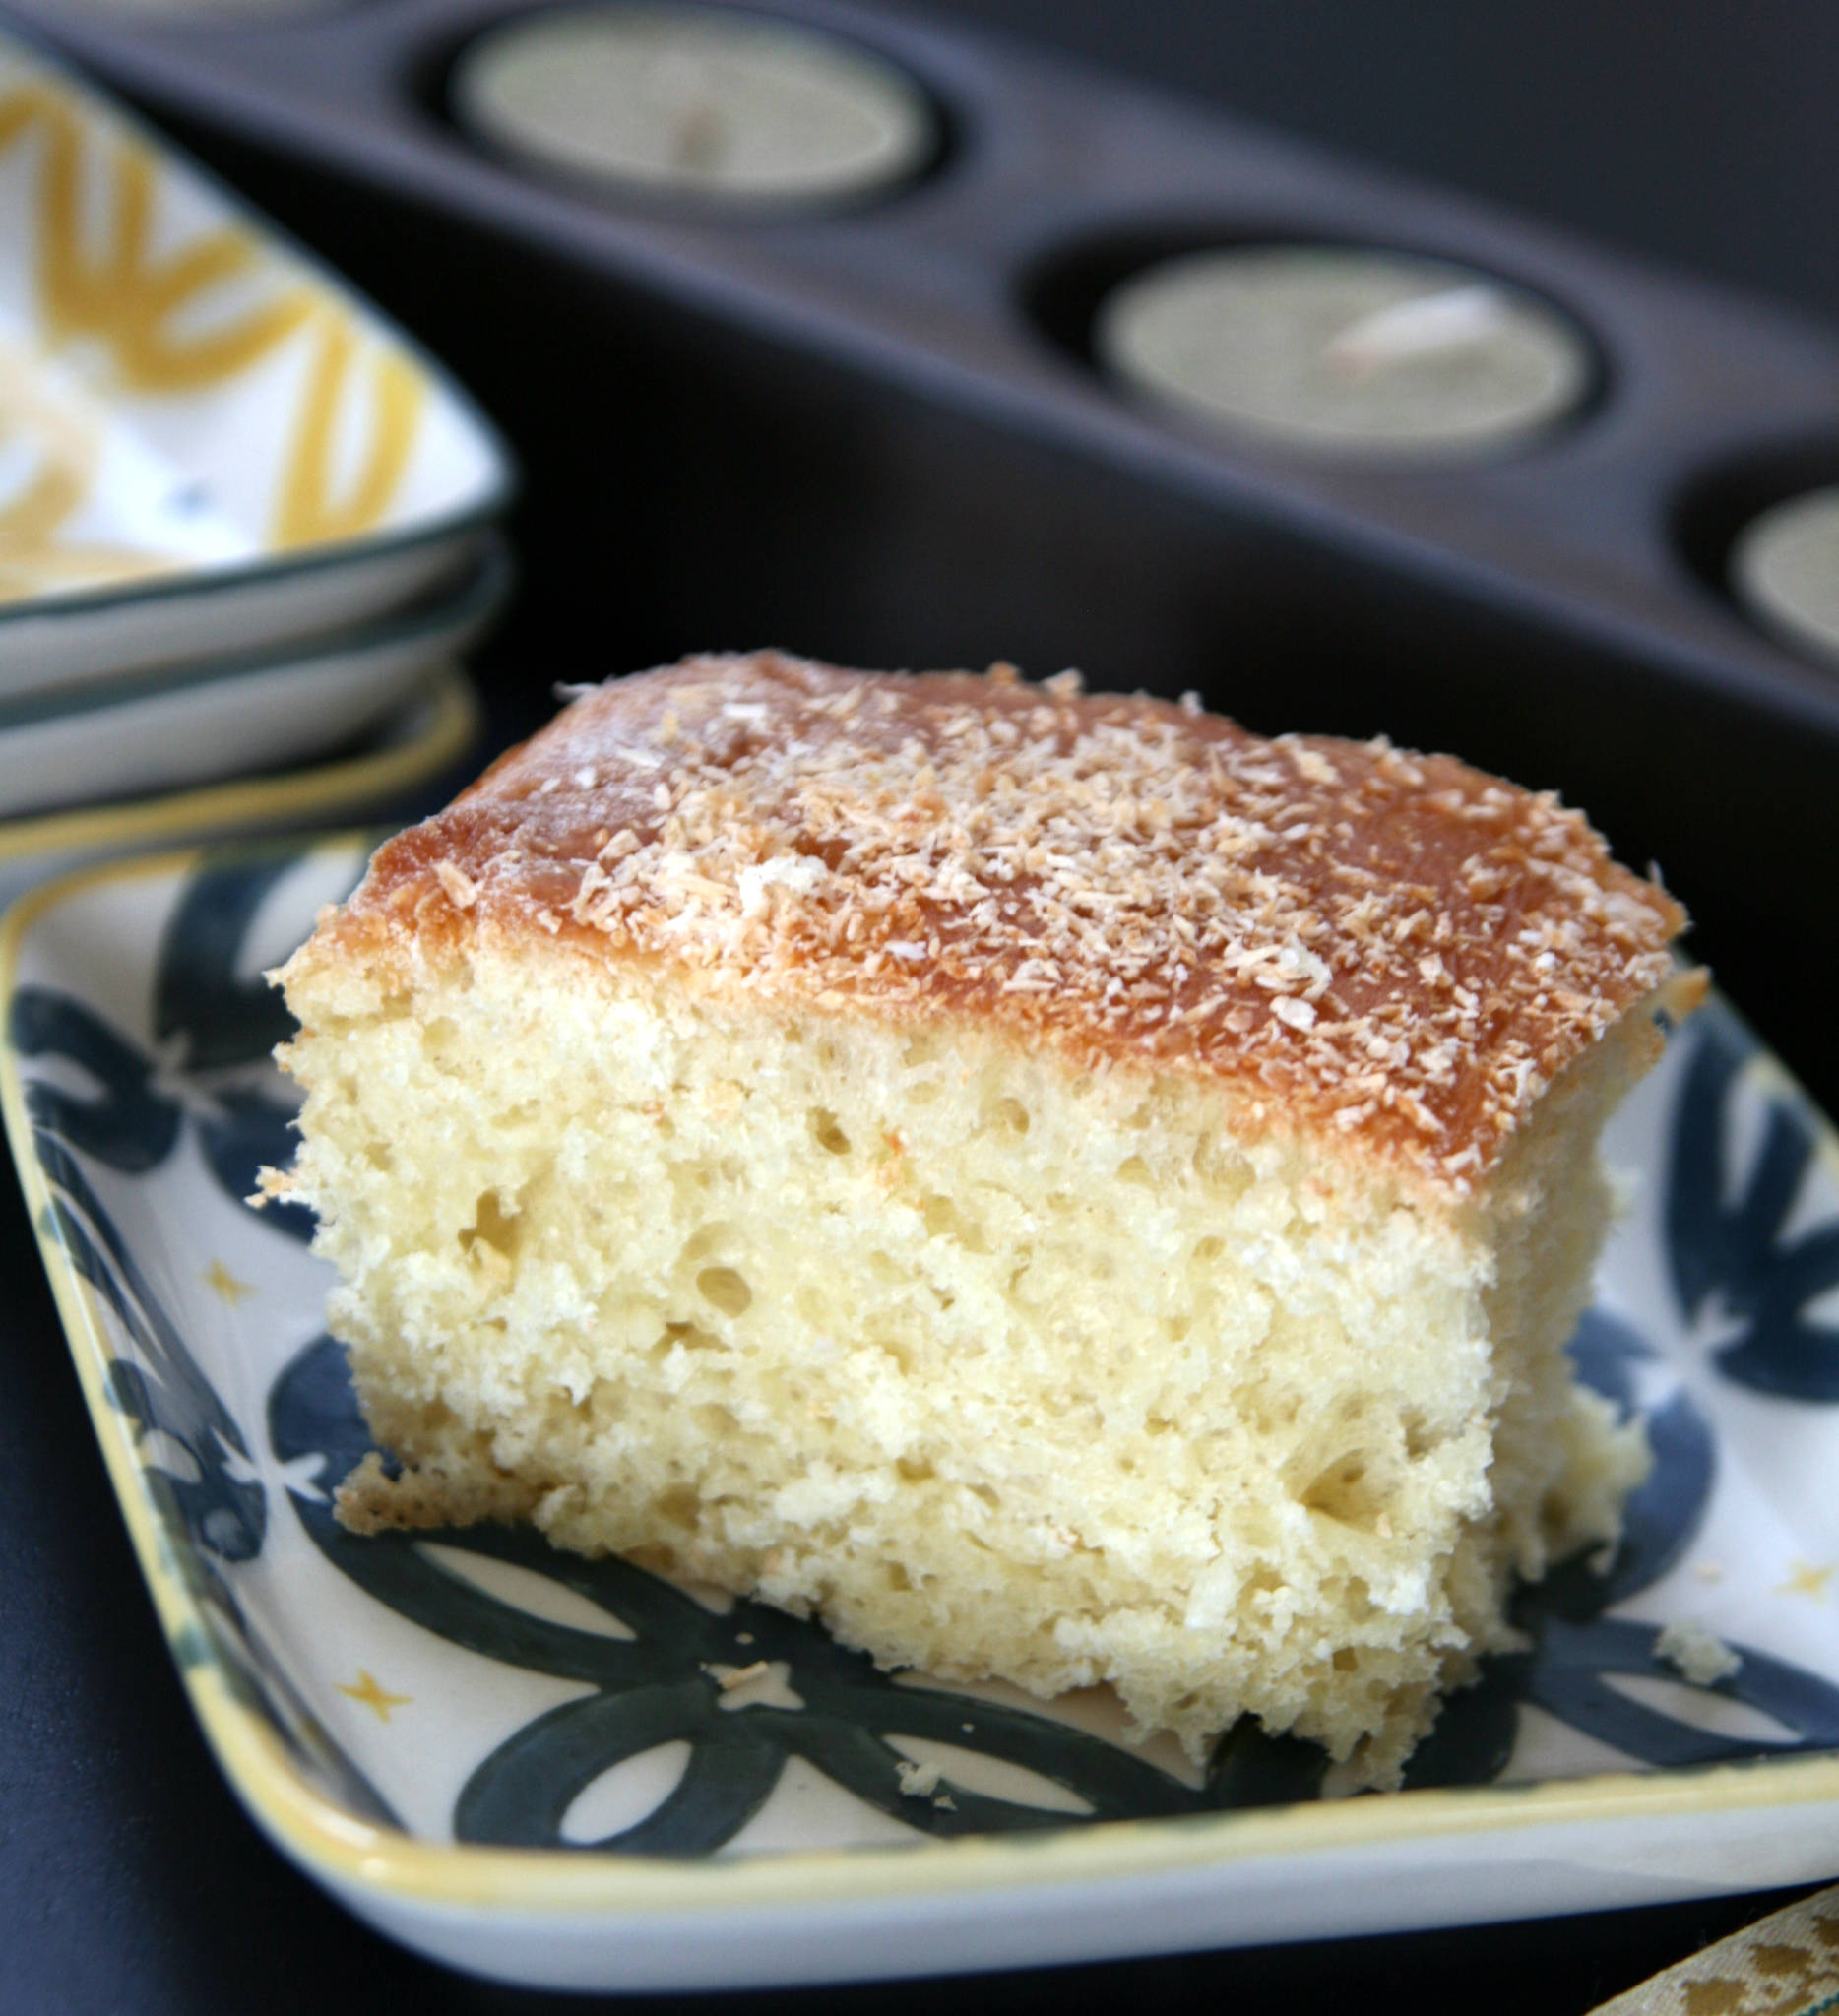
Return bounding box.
[9,838,1839,1863]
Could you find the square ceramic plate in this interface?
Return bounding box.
[0,27,512,697]
[3,838,1838,1992]
[0,535,506,817]
[0,661,476,914]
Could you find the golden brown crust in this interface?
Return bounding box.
[301,651,1688,1194]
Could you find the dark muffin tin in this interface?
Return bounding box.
[9,0,1839,1100]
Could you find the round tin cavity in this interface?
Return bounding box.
[452,4,936,208]
[1733,485,1839,669]
[1095,245,1592,459]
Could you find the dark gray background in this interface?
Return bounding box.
[2,5,1835,2012]
[901,0,1839,323]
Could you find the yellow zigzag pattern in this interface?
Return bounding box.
[0,77,423,598]
[0,84,313,391]
[275,311,424,550]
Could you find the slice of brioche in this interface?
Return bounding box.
[272,652,1698,1786]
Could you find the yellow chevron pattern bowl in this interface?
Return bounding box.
[0,29,513,699]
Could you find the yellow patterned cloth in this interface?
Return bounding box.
[1591,1887,1839,2016]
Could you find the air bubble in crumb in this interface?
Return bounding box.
[895,1759,942,1797]
[1655,1618,1742,1687]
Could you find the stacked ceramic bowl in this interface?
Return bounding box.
[0,30,514,904]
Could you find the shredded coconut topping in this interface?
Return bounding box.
[349,652,1687,1193]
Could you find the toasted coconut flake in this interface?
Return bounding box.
[328,652,1688,1193]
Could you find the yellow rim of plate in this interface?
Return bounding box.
[0,662,476,865]
[2,853,1837,1921]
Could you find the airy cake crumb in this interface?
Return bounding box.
[276,653,1695,1788]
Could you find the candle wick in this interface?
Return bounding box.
[1323,285,1509,379]
[670,98,728,171]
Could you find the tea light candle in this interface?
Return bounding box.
[1733,486,1839,668]
[1095,246,1592,458]
[453,4,935,207]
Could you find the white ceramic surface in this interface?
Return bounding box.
[3,843,1837,1989]
[0,525,497,705]
[0,30,512,695]
[0,538,507,817]
[0,662,476,915]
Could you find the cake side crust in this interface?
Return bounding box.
[311,652,1688,1198]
